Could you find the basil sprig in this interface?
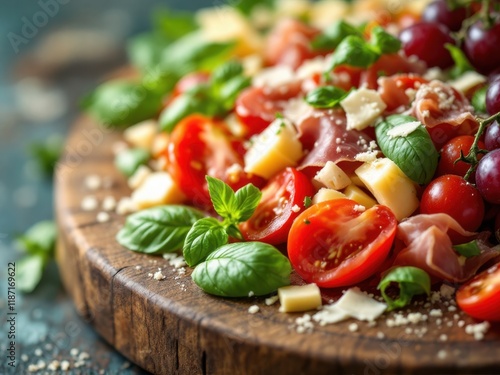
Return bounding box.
[116,205,204,254]
[305,86,348,108]
[378,266,431,311]
[192,242,291,297]
[375,114,438,184]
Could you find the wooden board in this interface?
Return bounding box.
[55,116,500,375]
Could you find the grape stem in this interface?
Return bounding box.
[461,111,500,181]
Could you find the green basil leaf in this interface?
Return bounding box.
[82,80,163,128]
[235,0,274,15]
[17,221,57,256]
[28,136,63,177]
[152,8,197,41]
[311,20,362,50]
[378,266,431,311]
[217,75,251,112]
[211,61,244,84]
[183,218,228,267]
[305,86,348,108]
[126,33,171,72]
[192,242,291,297]
[158,93,204,132]
[375,114,439,184]
[206,176,238,222]
[17,254,46,293]
[370,26,401,54]
[234,183,262,222]
[453,240,481,258]
[446,43,474,79]
[116,205,204,254]
[115,148,150,177]
[471,86,487,114]
[329,35,380,70]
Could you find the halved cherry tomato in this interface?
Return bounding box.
[456,263,500,321]
[288,199,397,288]
[240,168,315,245]
[166,115,264,209]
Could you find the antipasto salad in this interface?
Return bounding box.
[84,0,500,324]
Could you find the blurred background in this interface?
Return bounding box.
[0,1,208,374]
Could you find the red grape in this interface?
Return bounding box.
[422,0,468,32]
[485,121,500,151]
[486,78,500,115]
[475,149,500,204]
[399,22,455,69]
[464,19,500,75]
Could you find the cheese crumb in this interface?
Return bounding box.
[354,150,378,163]
[465,322,490,341]
[85,175,102,190]
[348,323,359,332]
[48,360,60,371]
[248,305,260,314]
[96,211,110,223]
[153,270,166,281]
[265,295,279,306]
[81,195,98,211]
[437,349,447,359]
[102,196,117,211]
[60,360,70,371]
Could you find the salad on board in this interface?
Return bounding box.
[83,0,500,325]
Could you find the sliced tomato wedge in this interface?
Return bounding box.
[288,199,397,288]
[166,115,264,209]
[456,263,500,322]
[240,168,315,245]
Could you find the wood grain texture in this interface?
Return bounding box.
[56,116,500,375]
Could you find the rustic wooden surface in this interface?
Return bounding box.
[56,116,500,375]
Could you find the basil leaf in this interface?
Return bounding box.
[471,86,487,114]
[183,218,228,267]
[305,86,348,108]
[378,266,431,311]
[192,242,291,297]
[446,43,473,79]
[211,61,244,84]
[312,20,362,50]
[29,136,63,177]
[329,35,380,70]
[217,75,251,112]
[375,114,438,184]
[115,148,150,177]
[206,176,238,222]
[116,205,204,254]
[234,183,262,222]
[153,8,197,41]
[370,26,401,54]
[126,33,171,72]
[453,240,481,258]
[159,93,207,132]
[82,80,163,128]
[235,0,274,15]
[17,254,46,293]
[17,221,57,256]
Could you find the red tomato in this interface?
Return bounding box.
[235,81,302,136]
[456,263,500,322]
[420,174,485,232]
[166,115,264,209]
[287,199,397,288]
[240,168,315,245]
[436,135,486,179]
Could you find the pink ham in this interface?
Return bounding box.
[393,213,500,282]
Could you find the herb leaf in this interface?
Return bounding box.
[234,183,262,222]
[370,26,401,54]
[446,43,474,79]
[17,254,46,293]
[471,86,487,114]
[115,148,150,177]
[312,20,362,50]
[183,218,228,267]
[305,86,348,108]
[29,136,63,177]
[207,176,238,222]
[17,221,57,257]
[378,266,431,311]
[375,114,439,184]
[116,205,204,254]
[453,240,481,258]
[192,242,291,297]
[329,35,380,70]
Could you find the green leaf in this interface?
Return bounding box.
[17,221,57,257]
[183,218,228,267]
[305,86,348,108]
[329,35,380,70]
[446,43,474,79]
[158,93,204,132]
[206,176,237,221]
[234,183,262,222]
[303,196,312,208]
[217,75,251,111]
[115,148,150,177]
[28,135,63,177]
[370,26,401,54]
[116,205,204,254]
[82,80,163,128]
[471,86,487,114]
[235,0,275,15]
[377,266,431,311]
[126,33,171,72]
[375,114,439,184]
[453,240,481,258]
[153,8,197,41]
[311,20,362,50]
[192,242,291,297]
[17,254,46,293]
[211,61,244,84]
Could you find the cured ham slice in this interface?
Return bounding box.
[394,213,500,282]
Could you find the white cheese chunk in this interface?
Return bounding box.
[244,118,303,179]
[334,287,387,321]
[312,188,346,204]
[387,121,422,138]
[340,88,387,131]
[252,65,295,88]
[278,284,322,313]
[312,304,349,326]
[314,161,351,190]
[450,71,487,94]
[131,172,186,209]
[123,120,157,149]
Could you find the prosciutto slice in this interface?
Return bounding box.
[393,213,500,282]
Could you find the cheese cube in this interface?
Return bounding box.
[131,172,186,209]
[314,161,351,190]
[312,188,346,204]
[244,118,303,179]
[123,120,157,150]
[278,284,322,313]
[343,185,377,208]
[355,158,419,221]
[340,88,386,131]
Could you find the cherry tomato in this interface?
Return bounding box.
[166,115,264,209]
[287,199,397,288]
[420,175,485,232]
[456,263,500,322]
[436,135,486,179]
[240,168,315,245]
